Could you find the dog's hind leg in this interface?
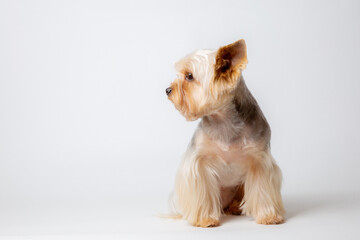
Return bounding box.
[222,184,244,215]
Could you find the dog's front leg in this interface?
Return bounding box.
[175,152,222,227]
[242,151,285,224]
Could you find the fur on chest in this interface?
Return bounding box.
[194,130,257,187]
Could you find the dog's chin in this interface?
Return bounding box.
[184,114,199,121]
[170,103,199,121]
[179,110,201,121]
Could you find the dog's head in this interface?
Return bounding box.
[166,39,248,121]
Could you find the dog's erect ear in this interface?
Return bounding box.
[214,39,248,81]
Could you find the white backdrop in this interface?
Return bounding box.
[1,0,360,239]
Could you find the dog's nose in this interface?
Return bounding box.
[166,87,172,96]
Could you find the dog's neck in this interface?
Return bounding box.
[200,75,270,144]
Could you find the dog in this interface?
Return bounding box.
[166,39,285,227]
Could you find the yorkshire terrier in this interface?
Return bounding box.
[166,39,285,227]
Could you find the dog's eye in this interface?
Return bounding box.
[185,73,194,81]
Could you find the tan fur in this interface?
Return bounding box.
[195,218,220,228]
[166,39,285,227]
[223,184,244,215]
[213,39,248,95]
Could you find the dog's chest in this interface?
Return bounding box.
[199,131,248,162]
[216,140,250,187]
[198,132,251,187]
[212,140,244,164]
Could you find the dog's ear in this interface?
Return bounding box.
[214,39,248,82]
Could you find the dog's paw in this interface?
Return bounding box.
[223,201,242,215]
[194,218,220,228]
[256,214,284,225]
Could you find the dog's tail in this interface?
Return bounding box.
[157,191,183,220]
[158,213,183,219]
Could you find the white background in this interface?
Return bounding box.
[1,0,360,239]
